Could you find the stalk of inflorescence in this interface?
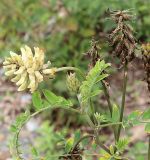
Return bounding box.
[116,62,128,141]
[108,10,136,142]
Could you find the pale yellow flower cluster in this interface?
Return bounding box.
[3,46,57,92]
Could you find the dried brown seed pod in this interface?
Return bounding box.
[108,10,136,64]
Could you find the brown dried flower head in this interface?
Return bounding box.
[108,10,136,64]
[142,43,150,92]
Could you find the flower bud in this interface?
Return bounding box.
[66,73,80,94]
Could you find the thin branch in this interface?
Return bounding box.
[72,135,94,152]
[117,63,128,141]
[85,115,110,154]
[101,81,118,140]
[56,66,85,79]
[94,129,111,154]
[97,122,123,129]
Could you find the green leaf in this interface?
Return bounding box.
[15,111,30,127]
[127,110,142,126]
[73,130,81,146]
[65,137,74,153]
[43,89,73,107]
[142,108,150,120]
[43,100,50,108]
[145,123,150,133]
[31,146,39,157]
[95,74,109,83]
[116,137,129,152]
[109,145,115,155]
[112,104,120,123]
[10,124,17,133]
[82,89,102,102]
[32,91,43,110]
[80,60,110,111]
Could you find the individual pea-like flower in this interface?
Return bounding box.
[66,73,80,94]
[3,45,57,93]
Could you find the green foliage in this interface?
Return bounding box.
[80,60,110,112]
[142,108,150,120]
[32,91,42,110]
[123,110,142,128]
[128,142,147,160]
[43,89,73,107]
[1,0,149,97]
[65,137,74,153]
[94,112,107,125]
[33,121,66,160]
[111,104,120,123]
[10,110,31,160]
[145,123,150,133]
[3,2,150,159]
[141,108,150,133]
[116,137,129,153]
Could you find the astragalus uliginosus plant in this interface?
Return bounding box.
[3,10,150,160]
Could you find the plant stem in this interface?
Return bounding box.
[56,66,85,79]
[101,81,118,141]
[85,114,110,154]
[148,135,150,160]
[72,135,94,151]
[97,122,122,128]
[31,106,80,117]
[85,114,95,129]
[117,63,128,141]
[102,81,112,116]
[94,129,111,154]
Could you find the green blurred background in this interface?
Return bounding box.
[0,0,150,159]
[0,0,149,60]
[1,0,149,93]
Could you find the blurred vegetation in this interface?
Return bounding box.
[1,1,150,159]
[1,0,150,123]
[0,0,150,93]
[0,0,150,60]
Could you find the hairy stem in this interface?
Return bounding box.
[117,63,128,141]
